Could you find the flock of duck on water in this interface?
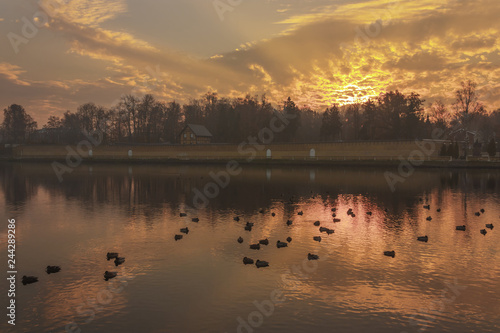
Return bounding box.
[21,202,494,284]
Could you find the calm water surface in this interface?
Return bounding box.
[0,163,499,333]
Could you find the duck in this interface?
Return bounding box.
[319,227,329,232]
[192,217,200,222]
[314,221,320,226]
[104,271,117,280]
[456,225,466,231]
[234,216,240,221]
[426,216,432,221]
[237,236,244,243]
[313,236,322,242]
[259,239,269,245]
[243,257,254,265]
[486,224,494,229]
[276,240,288,248]
[22,276,38,285]
[179,213,187,217]
[308,253,319,260]
[180,227,189,234]
[437,208,441,212]
[250,243,261,250]
[326,229,334,234]
[474,212,481,216]
[106,252,119,260]
[286,237,292,243]
[333,218,341,223]
[331,208,336,212]
[246,222,254,227]
[271,213,276,217]
[114,257,125,266]
[255,260,269,268]
[350,213,356,218]
[480,209,485,213]
[332,213,337,218]
[298,211,304,216]
[480,229,487,235]
[417,236,429,242]
[384,251,395,258]
[366,212,372,216]
[244,225,252,231]
[174,234,183,241]
[347,208,353,214]
[286,220,293,226]
[423,205,430,210]
[259,209,264,214]
[46,266,61,274]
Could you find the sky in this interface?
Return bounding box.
[0,0,499,125]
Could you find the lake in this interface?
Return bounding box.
[0,162,499,333]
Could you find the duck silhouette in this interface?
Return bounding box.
[456,225,466,231]
[179,213,187,217]
[286,237,292,243]
[237,236,244,243]
[192,218,200,222]
[104,271,117,281]
[259,239,269,245]
[106,252,119,260]
[243,257,254,265]
[426,216,432,221]
[276,240,288,248]
[417,236,429,242]
[46,266,61,274]
[486,224,494,229]
[22,275,38,285]
[384,251,395,258]
[308,253,319,260]
[180,227,189,234]
[255,260,269,268]
[313,236,322,242]
[250,244,261,250]
[314,221,320,226]
[114,257,125,266]
[234,217,240,221]
[174,234,183,241]
[480,229,487,235]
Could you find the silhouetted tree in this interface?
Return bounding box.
[2,104,37,143]
[320,105,342,141]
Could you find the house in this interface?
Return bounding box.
[179,124,213,145]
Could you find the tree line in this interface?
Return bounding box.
[1,80,499,146]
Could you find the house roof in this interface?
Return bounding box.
[184,124,213,137]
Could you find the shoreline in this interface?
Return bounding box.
[1,156,500,169]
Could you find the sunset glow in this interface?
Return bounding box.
[0,0,499,123]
